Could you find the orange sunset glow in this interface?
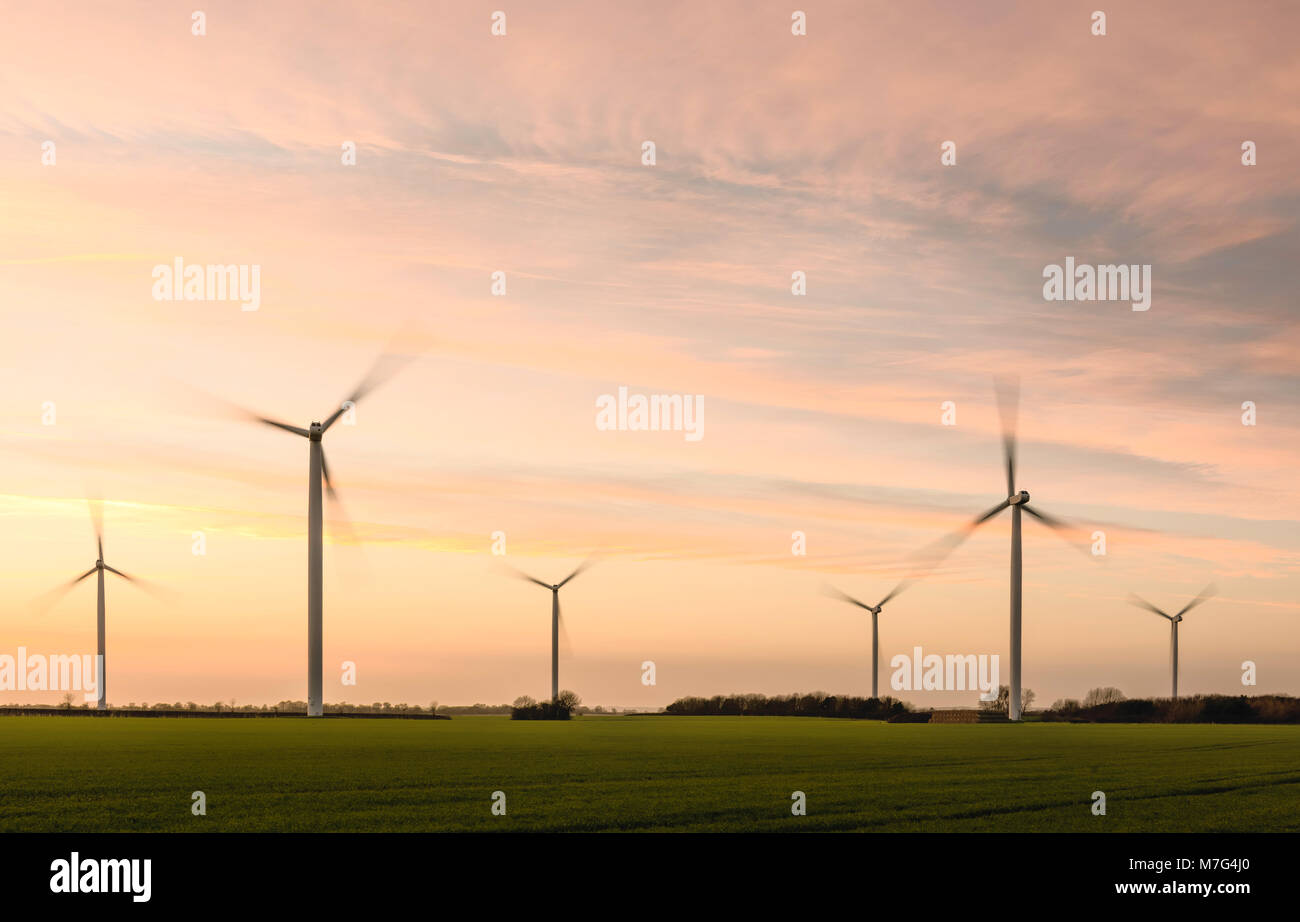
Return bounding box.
[1,0,1296,712]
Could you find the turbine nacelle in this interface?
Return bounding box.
[309,421,323,441]
[1008,490,1031,505]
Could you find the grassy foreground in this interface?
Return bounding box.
[1,715,1297,832]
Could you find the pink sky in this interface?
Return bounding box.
[1,1,1297,709]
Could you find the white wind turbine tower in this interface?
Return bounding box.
[506,561,593,702]
[1128,584,1216,699]
[824,581,910,699]
[36,501,158,709]
[229,353,405,717]
[944,379,1083,720]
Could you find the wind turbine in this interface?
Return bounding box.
[230,353,404,717]
[506,560,592,702]
[941,379,1082,720]
[36,501,155,709]
[823,581,908,698]
[1128,584,1216,698]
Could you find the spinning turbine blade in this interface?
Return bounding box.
[876,580,909,609]
[103,565,171,600]
[822,584,874,610]
[322,352,410,432]
[558,558,594,588]
[192,388,310,436]
[820,510,1000,620]
[918,500,1010,568]
[872,508,1009,607]
[1175,584,1218,618]
[1129,593,1173,620]
[258,417,310,438]
[1023,504,1094,556]
[33,567,98,613]
[995,376,1020,495]
[972,499,1012,527]
[504,564,553,590]
[852,501,1009,606]
[1022,504,1066,529]
[89,498,104,558]
[320,450,339,502]
[557,597,574,658]
[319,450,363,548]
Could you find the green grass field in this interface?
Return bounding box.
[2,715,1297,832]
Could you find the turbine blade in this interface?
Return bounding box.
[890,500,1010,586]
[320,450,362,547]
[322,352,410,432]
[835,501,1008,617]
[1175,583,1218,618]
[940,500,1009,550]
[557,600,574,659]
[557,558,594,588]
[1128,593,1172,620]
[995,376,1019,495]
[1023,504,1096,558]
[103,565,172,601]
[1022,504,1067,530]
[88,498,104,557]
[187,387,310,437]
[821,583,873,610]
[972,499,1012,527]
[62,567,97,588]
[876,580,909,609]
[33,567,98,614]
[258,417,310,438]
[502,563,552,590]
[823,505,1007,620]
[320,450,339,502]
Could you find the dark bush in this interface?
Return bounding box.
[510,701,572,720]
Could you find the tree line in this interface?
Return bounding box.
[666,692,909,720]
[1042,691,1300,723]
